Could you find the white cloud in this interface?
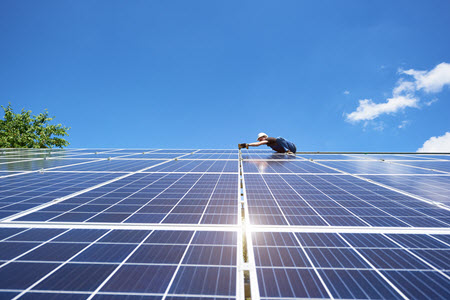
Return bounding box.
[398,120,410,129]
[417,132,450,152]
[392,79,415,96]
[346,96,418,122]
[402,63,450,93]
[424,98,438,106]
[346,62,449,124]
[343,90,350,95]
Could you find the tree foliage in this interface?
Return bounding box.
[0,103,70,148]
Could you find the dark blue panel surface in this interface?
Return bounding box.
[93,295,161,300]
[148,160,238,173]
[252,232,450,299]
[34,263,117,291]
[319,269,401,299]
[305,248,370,268]
[0,172,121,219]
[55,159,165,172]
[0,262,58,289]
[358,248,431,269]
[16,172,238,225]
[98,229,150,243]
[100,265,176,293]
[382,270,450,299]
[127,244,186,263]
[0,242,40,259]
[169,266,236,296]
[246,174,450,227]
[72,244,136,262]
[0,227,26,240]
[183,245,236,265]
[257,268,328,298]
[20,292,89,299]
[21,243,87,261]
[254,246,310,267]
[8,228,66,241]
[0,228,238,298]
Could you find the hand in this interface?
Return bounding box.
[238,143,248,149]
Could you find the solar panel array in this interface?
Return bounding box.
[0,148,449,299]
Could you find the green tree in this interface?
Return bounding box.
[0,103,70,148]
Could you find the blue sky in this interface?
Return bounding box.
[1,0,449,151]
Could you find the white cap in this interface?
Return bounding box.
[257,132,268,140]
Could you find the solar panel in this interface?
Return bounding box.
[251,231,450,299]
[245,174,449,227]
[0,149,449,299]
[0,228,238,299]
[0,172,121,219]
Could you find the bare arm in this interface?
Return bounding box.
[248,140,268,147]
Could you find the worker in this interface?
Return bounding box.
[239,133,297,154]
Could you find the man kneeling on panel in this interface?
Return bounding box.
[239,132,297,154]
